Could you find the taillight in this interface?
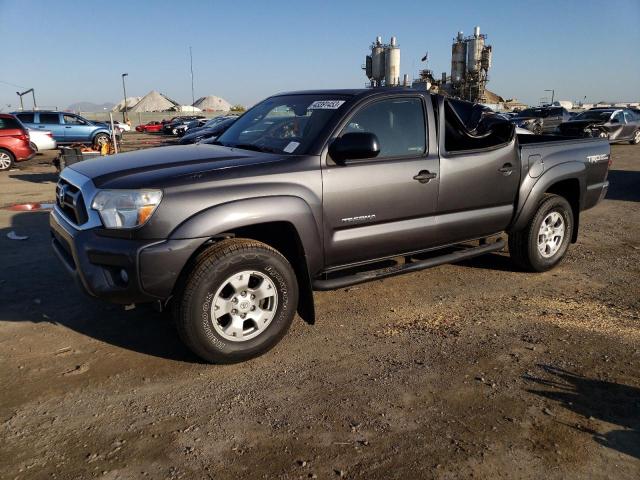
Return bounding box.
[11,133,29,141]
[46,132,53,138]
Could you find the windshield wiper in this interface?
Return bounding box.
[229,143,279,154]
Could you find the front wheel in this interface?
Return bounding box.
[173,239,299,363]
[93,133,110,149]
[508,194,574,272]
[630,129,640,145]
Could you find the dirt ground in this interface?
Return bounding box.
[1,134,638,480]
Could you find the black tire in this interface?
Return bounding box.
[532,123,543,135]
[173,238,299,363]
[630,129,640,145]
[93,133,110,149]
[508,194,574,272]
[0,148,15,171]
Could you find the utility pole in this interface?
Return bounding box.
[16,88,36,110]
[544,89,555,105]
[189,46,195,109]
[121,73,129,123]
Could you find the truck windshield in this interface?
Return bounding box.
[216,94,350,154]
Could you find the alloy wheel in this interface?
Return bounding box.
[537,211,565,258]
[211,270,279,342]
[0,152,12,170]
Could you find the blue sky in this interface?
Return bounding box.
[1,0,639,110]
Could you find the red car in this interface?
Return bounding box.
[0,114,35,171]
[135,121,164,133]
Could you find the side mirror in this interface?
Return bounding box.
[329,132,380,163]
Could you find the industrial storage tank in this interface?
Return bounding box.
[466,30,484,73]
[371,38,386,83]
[450,35,466,83]
[384,36,400,86]
[481,46,492,71]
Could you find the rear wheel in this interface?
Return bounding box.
[630,129,640,145]
[508,194,573,272]
[173,238,299,363]
[0,149,15,171]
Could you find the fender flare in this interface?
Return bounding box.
[169,196,323,324]
[511,161,586,233]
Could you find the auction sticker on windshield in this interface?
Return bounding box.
[283,141,300,153]
[308,100,346,110]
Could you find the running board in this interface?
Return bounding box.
[312,239,505,291]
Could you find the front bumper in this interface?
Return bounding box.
[50,208,204,304]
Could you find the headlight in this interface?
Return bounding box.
[91,190,162,229]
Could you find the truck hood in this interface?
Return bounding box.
[69,144,281,189]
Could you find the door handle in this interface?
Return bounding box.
[65,126,72,129]
[498,163,514,176]
[413,170,437,183]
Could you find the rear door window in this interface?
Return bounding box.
[0,117,22,129]
[39,113,61,125]
[16,113,35,123]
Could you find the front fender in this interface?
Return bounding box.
[169,195,324,276]
[511,161,586,232]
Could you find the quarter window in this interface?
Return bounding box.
[16,113,34,123]
[39,113,60,125]
[341,98,426,158]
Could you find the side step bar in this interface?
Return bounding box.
[312,239,505,291]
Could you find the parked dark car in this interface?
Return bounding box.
[174,118,209,137]
[178,117,237,144]
[50,89,610,363]
[162,116,206,135]
[12,111,116,148]
[511,107,573,134]
[0,114,36,170]
[557,108,640,144]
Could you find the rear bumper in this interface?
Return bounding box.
[13,144,36,161]
[49,208,204,304]
[584,180,609,210]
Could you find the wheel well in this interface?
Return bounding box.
[177,221,315,325]
[546,179,580,242]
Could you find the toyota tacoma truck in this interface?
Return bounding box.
[50,89,611,363]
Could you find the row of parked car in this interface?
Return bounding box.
[0,110,126,170]
[135,114,239,145]
[508,106,640,144]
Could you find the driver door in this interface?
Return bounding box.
[62,114,93,142]
[322,96,439,268]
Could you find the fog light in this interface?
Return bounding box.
[120,269,129,284]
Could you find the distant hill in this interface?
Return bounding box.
[67,101,116,113]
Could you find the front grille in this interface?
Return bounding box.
[56,179,88,225]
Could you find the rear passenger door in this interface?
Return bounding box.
[436,99,520,245]
[36,113,64,141]
[322,95,440,267]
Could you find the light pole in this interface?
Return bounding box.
[121,73,129,123]
[544,89,555,106]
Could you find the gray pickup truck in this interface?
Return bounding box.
[50,89,610,363]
